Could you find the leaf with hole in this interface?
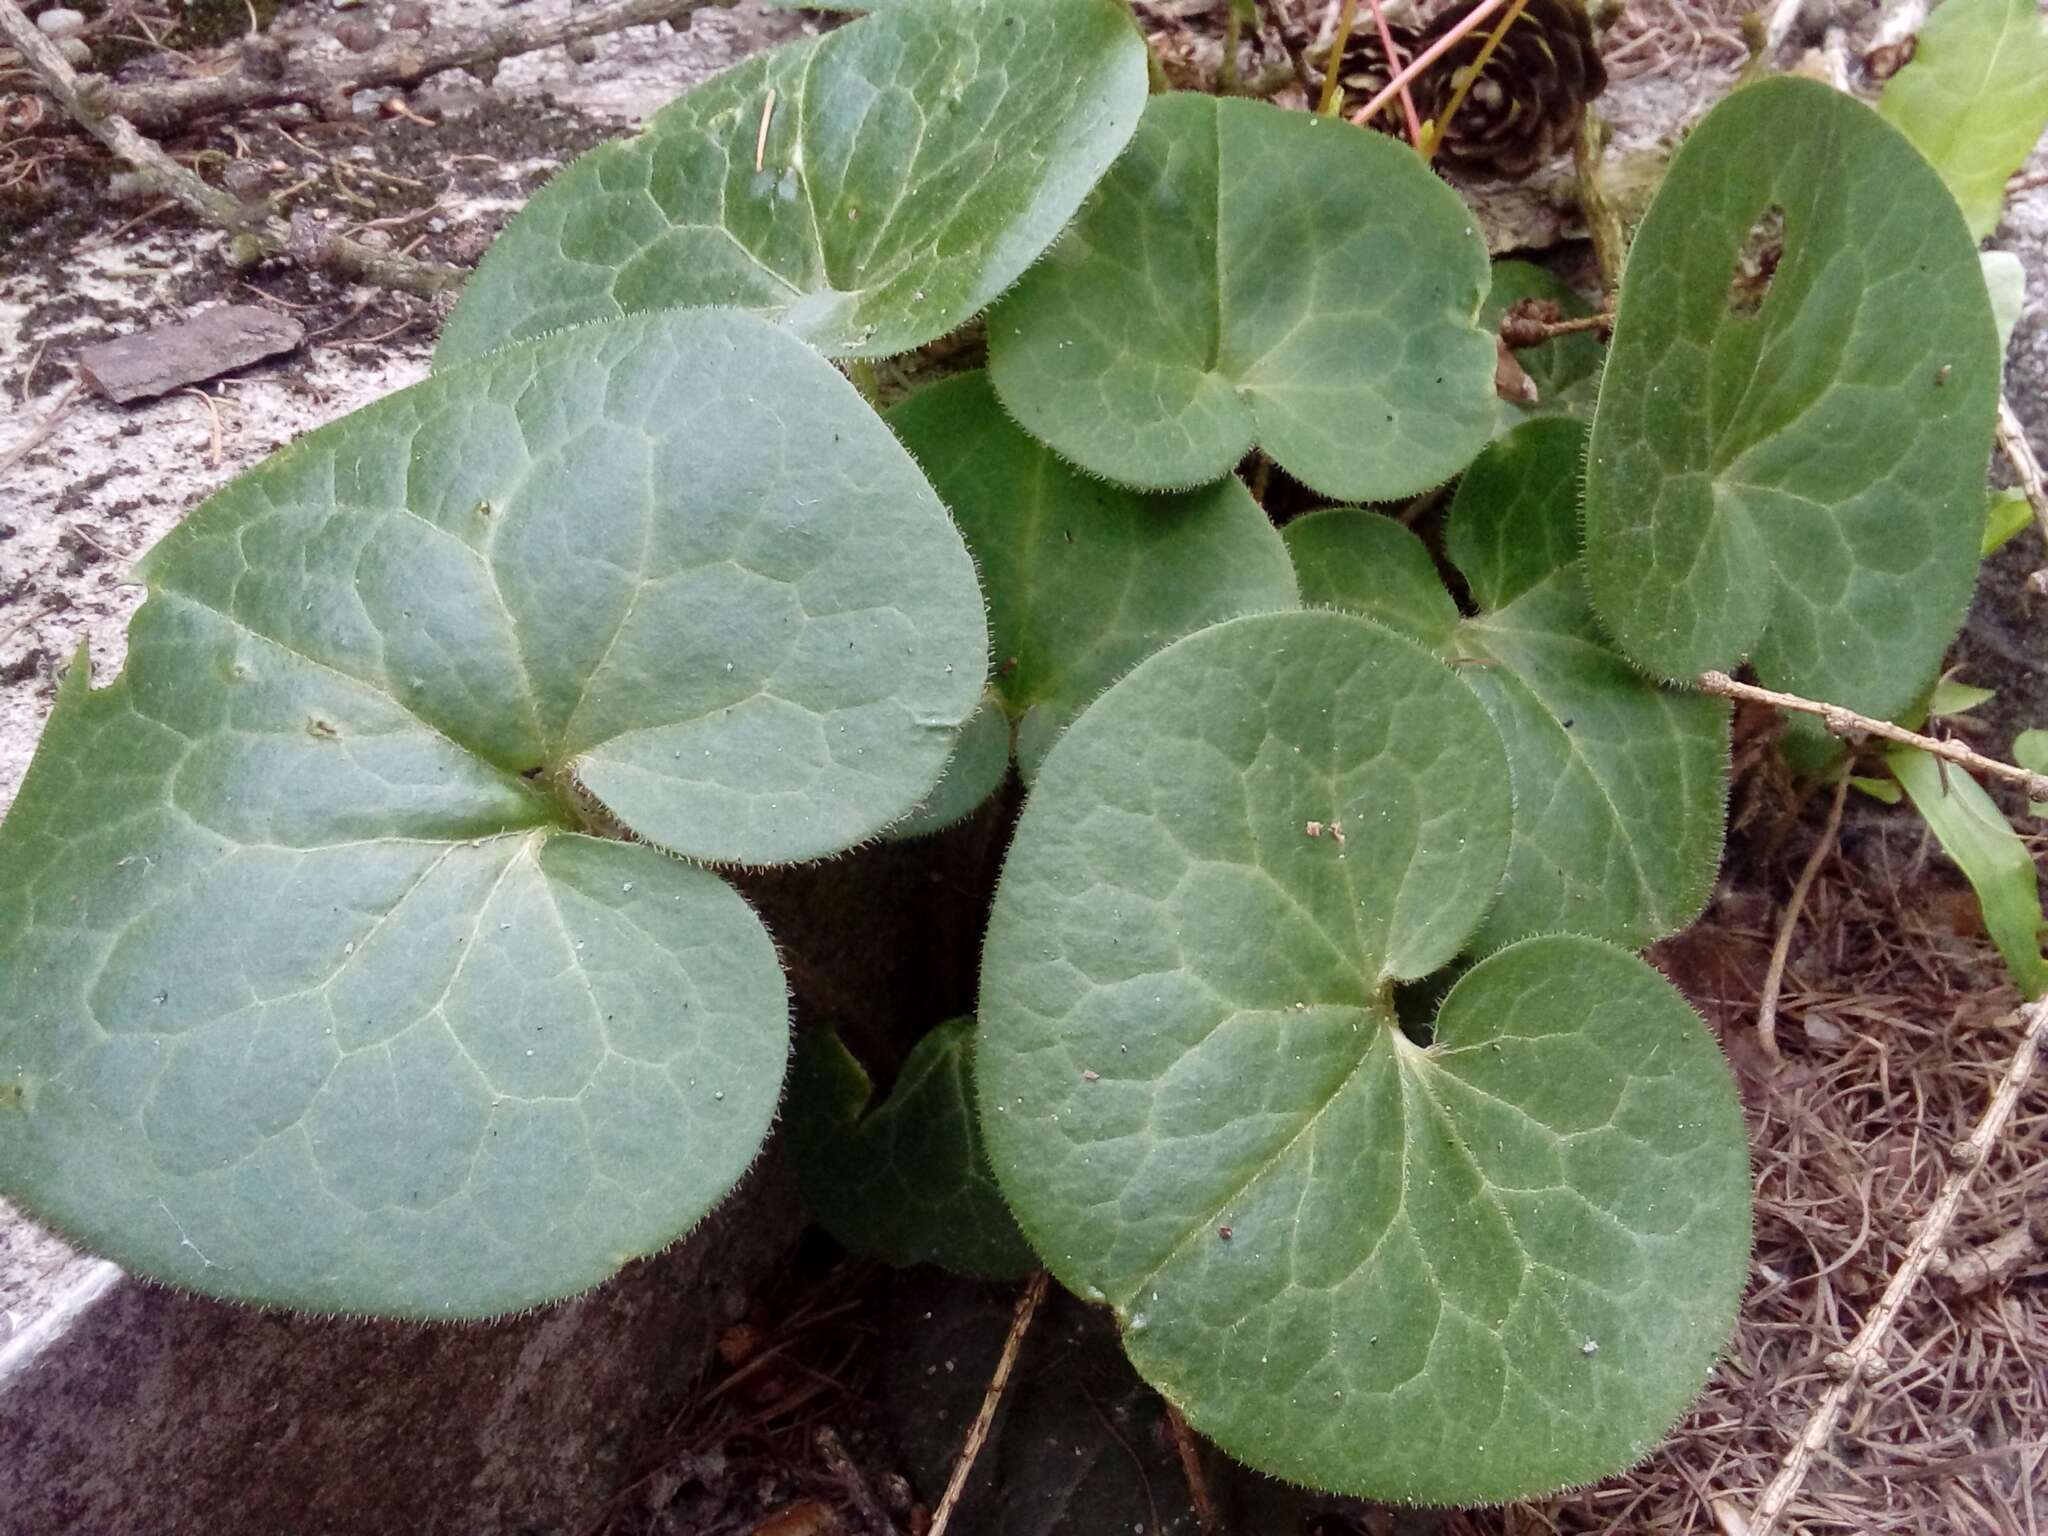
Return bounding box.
[1889,747,2048,998]
[978,610,1752,1502]
[1285,419,1728,950]
[1583,77,2000,722]
[786,1018,1033,1278]
[1879,0,2048,239]
[0,309,988,1316]
[986,94,1496,499]
[889,371,1297,788]
[435,0,1149,366]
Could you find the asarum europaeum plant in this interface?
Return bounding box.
[0,0,2006,1505]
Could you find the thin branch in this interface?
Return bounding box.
[1745,996,2048,1536]
[814,1426,901,1536]
[1163,1403,1221,1536]
[1361,0,1423,146]
[1697,671,2048,804]
[1755,768,1849,1064]
[1996,396,2048,551]
[1350,0,1513,129]
[0,0,460,297]
[1421,0,1530,160]
[1316,0,1359,116]
[1501,310,1611,347]
[91,0,737,131]
[927,1271,1050,1536]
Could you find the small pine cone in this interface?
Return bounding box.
[1327,0,1608,179]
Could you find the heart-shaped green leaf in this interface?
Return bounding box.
[1583,77,1999,721]
[787,1018,1034,1278]
[986,94,1496,499]
[884,690,1012,840]
[1284,421,1728,950]
[1880,0,2048,240]
[889,371,1297,787]
[978,613,1749,1502]
[436,0,1149,367]
[0,309,989,1316]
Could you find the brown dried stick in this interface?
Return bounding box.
[1697,671,2048,803]
[0,0,459,297]
[1755,769,1850,1065]
[927,1271,1050,1536]
[1996,397,2048,550]
[93,0,737,131]
[1744,995,2048,1536]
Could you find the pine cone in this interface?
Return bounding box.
[1329,0,1608,179]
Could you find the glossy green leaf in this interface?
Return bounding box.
[1890,747,2048,997]
[978,612,1751,1502]
[890,371,1297,783]
[1285,424,1728,950]
[436,0,1149,366]
[1880,0,2048,239]
[1584,77,2000,721]
[786,1019,1033,1278]
[986,94,1496,499]
[0,309,990,1316]
[1484,260,1605,435]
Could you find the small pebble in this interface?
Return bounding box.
[389,0,429,31]
[56,35,90,65]
[565,34,599,63]
[37,7,86,40]
[334,18,379,51]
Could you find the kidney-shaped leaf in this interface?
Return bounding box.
[987,94,1496,499]
[890,371,1297,786]
[436,0,1149,367]
[0,308,989,1316]
[1584,77,1999,721]
[979,610,1751,1502]
[787,1018,1034,1278]
[1285,421,1728,950]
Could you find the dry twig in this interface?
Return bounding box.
[1697,671,2048,803]
[0,0,460,296]
[84,0,737,130]
[1744,995,2048,1536]
[927,1271,1049,1536]
[1756,770,1851,1064]
[1996,397,2048,551]
[1163,1402,1221,1536]
[814,1426,901,1536]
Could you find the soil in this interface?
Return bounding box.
[1,1,2045,1533]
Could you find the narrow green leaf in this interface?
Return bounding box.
[1880,0,2048,239]
[1928,676,1996,717]
[0,309,989,1316]
[979,613,1750,1501]
[987,94,1496,499]
[1584,77,1999,721]
[1849,774,1904,804]
[890,371,1297,783]
[786,1019,1034,1278]
[436,0,1149,366]
[2015,730,2048,815]
[1984,487,2035,555]
[1984,250,2027,357]
[1889,747,2048,997]
[1483,260,1605,435]
[1286,425,1728,950]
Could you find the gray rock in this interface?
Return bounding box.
[35,6,85,39]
